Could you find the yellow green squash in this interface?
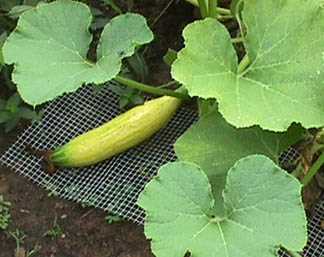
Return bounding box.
[46,95,182,171]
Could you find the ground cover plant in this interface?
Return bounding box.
[1,0,324,256]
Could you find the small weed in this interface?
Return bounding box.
[47,190,59,198]
[81,197,97,208]
[105,212,124,224]
[9,229,26,250]
[44,217,64,240]
[8,229,41,257]
[0,194,11,230]
[45,184,59,198]
[26,244,41,257]
[81,201,94,208]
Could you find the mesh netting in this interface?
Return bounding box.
[0,83,196,224]
[279,201,324,257]
[0,83,323,257]
[303,201,324,257]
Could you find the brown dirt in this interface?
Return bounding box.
[0,128,155,257]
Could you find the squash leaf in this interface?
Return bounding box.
[175,108,305,213]
[138,155,307,257]
[172,0,324,131]
[3,0,153,105]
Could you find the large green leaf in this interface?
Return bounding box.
[172,0,324,131]
[138,155,307,257]
[3,0,153,105]
[176,109,304,176]
[175,109,304,211]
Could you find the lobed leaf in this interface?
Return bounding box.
[172,0,324,131]
[138,155,307,257]
[3,0,153,105]
[175,108,305,213]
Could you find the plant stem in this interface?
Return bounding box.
[217,7,231,15]
[231,37,243,43]
[208,0,218,18]
[185,0,201,7]
[217,14,234,20]
[151,0,175,27]
[105,0,123,14]
[197,0,208,18]
[158,80,179,89]
[301,151,324,186]
[184,0,231,15]
[114,76,189,100]
[315,127,324,144]
[234,0,245,41]
[237,55,250,74]
[280,246,302,257]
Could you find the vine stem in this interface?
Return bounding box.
[217,14,234,20]
[280,246,302,257]
[301,151,324,186]
[208,0,218,18]
[237,55,250,74]
[197,0,208,18]
[184,0,231,15]
[158,80,179,88]
[231,37,243,43]
[217,7,231,15]
[114,76,189,100]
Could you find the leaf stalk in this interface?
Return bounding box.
[217,14,234,20]
[197,0,208,18]
[237,55,250,74]
[184,0,231,15]
[114,76,189,100]
[231,37,243,43]
[301,151,324,186]
[208,0,218,18]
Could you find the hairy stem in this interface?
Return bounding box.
[301,152,324,186]
[197,0,208,18]
[185,0,231,15]
[217,14,234,20]
[231,37,244,43]
[217,7,231,15]
[234,0,245,40]
[158,80,179,88]
[114,76,189,100]
[208,0,218,18]
[237,55,250,74]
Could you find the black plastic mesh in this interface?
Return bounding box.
[0,83,323,257]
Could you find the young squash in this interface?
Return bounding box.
[44,95,182,172]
